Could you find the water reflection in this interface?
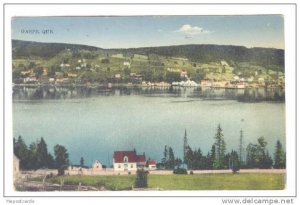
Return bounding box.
[12,85,285,102]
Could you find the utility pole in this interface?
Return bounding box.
[239,129,244,165]
[183,129,188,164]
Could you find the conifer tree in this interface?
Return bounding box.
[213,124,226,169]
[274,140,286,168]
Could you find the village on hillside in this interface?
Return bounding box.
[13,47,285,90]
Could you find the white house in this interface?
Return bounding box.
[113,150,146,171]
[92,160,103,171]
[123,61,131,67]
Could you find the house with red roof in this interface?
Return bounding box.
[113,150,146,171]
[146,160,157,170]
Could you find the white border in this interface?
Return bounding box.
[3,3,296,197]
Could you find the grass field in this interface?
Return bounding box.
[47,173,285,190]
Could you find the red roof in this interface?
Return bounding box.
[137,155,146,163]
[113,151,146,163]
[146,160,156,166]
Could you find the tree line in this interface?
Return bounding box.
[159,124,286,171]
[13,136,70,175]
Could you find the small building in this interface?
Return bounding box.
[129,73,143,84]
[92,160,103,171]
[60,63,70,68]
[146,160,157,170]
[258,77,265,84]
[24,76,37,83]
[113,150,146,171]
[180,70,188,78]
[49,78,55,83]
[115,73,121,80]
[123,61,130,67]
[233,76,240,81]
[42,67,48,75]
[200,79,213,87]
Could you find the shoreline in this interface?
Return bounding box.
[13,83,285,90]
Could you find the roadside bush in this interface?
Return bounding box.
[232,165,240,174]
[173,168,188,174]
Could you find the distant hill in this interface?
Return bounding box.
[12,40,101,59]
[12,40,284,69]
[110,44,284,68]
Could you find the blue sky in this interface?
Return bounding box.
[11,15,284,49]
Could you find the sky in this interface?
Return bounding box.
[11,15,284,49]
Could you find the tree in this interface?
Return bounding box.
[135,169,148,188]
[101,58,110,64]
[34,67,44,79]
[80,157,84,167]
[13,136,29,170]
[54,144,69,176]
[274,140,286,168]
[213,124,226,169]
[260,151,273,169]
[174,158,182,167]
[246,143,259,168]
[246,137,273,169]
[257,137,273,168]
[36,137,49,168]
[167,147,175,169]
[185,146,194,169]
[208,145,216,169]
[229,150,240,173]
[161,145,168,168]
[46,153,55,169]
[27,142,38,170]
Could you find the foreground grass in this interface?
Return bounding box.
[148,174,285,190]
[46,173,285,190]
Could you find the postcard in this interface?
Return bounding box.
[2,2,298,205]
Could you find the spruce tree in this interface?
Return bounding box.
[213,124,226,169]
[274,140,286,168]
[37,137,49,168]
[14,136,29,170]
[80,157,84,167]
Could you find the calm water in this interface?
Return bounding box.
[13,86,285,167]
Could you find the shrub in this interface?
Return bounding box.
[173,168,188,174]
[189,170,194,175]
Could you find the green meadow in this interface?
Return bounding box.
[46,173,285,191]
